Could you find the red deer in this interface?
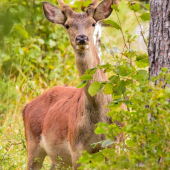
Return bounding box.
[23,0,123,169]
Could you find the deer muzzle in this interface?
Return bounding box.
[76,35,88,45]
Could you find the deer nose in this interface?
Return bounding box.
[76,35,88,44]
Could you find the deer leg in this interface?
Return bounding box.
[50,163,71,170]
[27,140,46,170]
[50,163,56,170]
[71,152,82,170]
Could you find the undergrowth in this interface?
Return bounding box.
[2,0,168,170]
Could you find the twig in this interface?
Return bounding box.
[115,11,128,49]
[128,0,148,47]
[133,10,148,47]
[102,30,113,49]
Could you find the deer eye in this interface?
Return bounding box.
[92,23,96,27]
[65,25,69,29]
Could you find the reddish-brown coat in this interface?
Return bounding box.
[23,86,84,144]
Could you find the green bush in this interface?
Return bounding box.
[77,2,170,170]
[0,0,77,86]
[78,68,170,169]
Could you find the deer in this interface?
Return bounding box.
[23,0,124,169]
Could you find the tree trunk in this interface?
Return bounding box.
[149,0,170,79]
[136,0,149,1]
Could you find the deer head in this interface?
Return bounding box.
[42,0,114,52]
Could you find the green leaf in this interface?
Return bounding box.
[85,68,97,75]
[19,47,24,55]
[162,67,168,72]
[104,20,121,30]
[91,141,102,149]
[145,4,150,11]
[109,75,119,84]
[136,53,148,61]
[102,148,116,157]
[108,98,124,109]
[125,79,133,86]
[126,138,136,147]
[113,46,121,53]
[111,4,119,12]
[113,80,126,96]
[97,83,106,94]
[88,82,100,96]
[95,126,106,134]
[111,98,124,103]
[103,83,114,94]
[13,24,29,39]
[2,55,10,62]
[140,13,150,21]
[37,38,44,44]
[128,2,140,12]
[76,81,87,88]
[80,74,93,81]
[102,139,115,147]
[133,70,148,82]
[118,156,130,169]
[116,65,133,77]
[137,70,148,77]
[92,152,105,162]
[77,151,91,164]
[10,8,18,13]
[128,51,136,58]
[101,44,114,56]
[135,59,149,68]
[98,63,112,69]
[31,44,41,51]
[49,39,57,48]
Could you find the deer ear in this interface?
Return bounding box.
[42,1,66,24]
[93,0,113,22]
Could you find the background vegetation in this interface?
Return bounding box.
[1,0,169,169]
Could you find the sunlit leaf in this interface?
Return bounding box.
[140,13,150,21]
[118,156,130,169]
[80,75,93,81]
[103,83,114,94]
[104,20,121,30]
[101,44,114,56]
[135,59,149,68]
[102,139,114,147]
[95,126,106,134]
[88,82,100,96]
[113,46,121,53]
[128,2,140,12]
[31,44,41,51]
[76,81,87,88]
[111,4,119,12]
[109,75,119,84]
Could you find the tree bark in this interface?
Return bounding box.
[149,0,170,79]
[135,0,149,1]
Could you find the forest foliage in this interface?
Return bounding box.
[1,0,170,169]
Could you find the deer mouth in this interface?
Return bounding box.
[76,44,89,50]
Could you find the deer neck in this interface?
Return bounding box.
[74,44,112,120]
[74,44,101,74]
